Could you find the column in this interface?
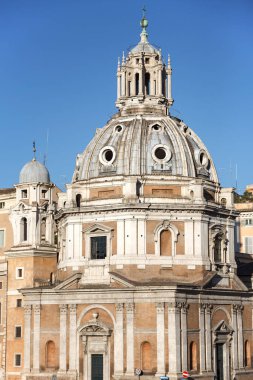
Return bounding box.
[24,305,32,371]
[199,304,206,373]
[59,304,67,372]
[33,304,41,371]
[167,302,181,376]
[69,304,77,373]
[156,303,165,376]
[139,67,143,95]
[126,303,134,375]
[181,303,188,372]
[114,303,124,375]
[237,305,244,368]
[232,305,238,369]
[158,68,163,96]
[205,304,213,371]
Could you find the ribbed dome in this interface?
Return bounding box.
[19,159,50,184]
[130,41,158,54]
[72,115,218,183]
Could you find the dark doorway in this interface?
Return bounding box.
[216,343,224,380]
[91,354,103,380]
[91,236,107,259]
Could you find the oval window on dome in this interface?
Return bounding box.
[99,146,116,166]
[152,124,161,131]
[152,144,172,163]
[115,125,123,133]
[198,150,209,168]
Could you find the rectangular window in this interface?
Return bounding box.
[15,354,21,367]
[0,230,4,248]
[41,189,47,199]
[15,326,22,338]
[245,237,253,254]
[0,282,2,289]
[16,299,22,307]
[16,267,24,279]
[21,189,27,198]
[0,202,5,209]
[245,219,253,226]
[91,236,107,260]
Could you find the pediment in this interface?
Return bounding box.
[203,273,248,291]
[83,223,114,234]
[214,320,233,334]
[13,201,30,212]
[54,273,82,290]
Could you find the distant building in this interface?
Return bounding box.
[0,14,252,380]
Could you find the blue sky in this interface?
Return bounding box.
[0,0,252,192]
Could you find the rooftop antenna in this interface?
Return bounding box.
[32,141,36,161]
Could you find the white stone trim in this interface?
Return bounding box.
[154,221,179,257]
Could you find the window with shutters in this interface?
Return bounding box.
[245,219,253,226]
[244,237,253,254]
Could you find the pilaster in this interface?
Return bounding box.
[68,304,77,373]
[126,303,134,376]
[181,303,188,372]
[205,304,213,371]
[59,304,67,373]
[237,305,244,368]
[167,302,181,377]
[114,303,124,375]
[33,304,41,371]
[24,305,32,372]
[156,302,165,376]
[199,304,206,373]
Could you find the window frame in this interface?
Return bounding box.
[16,267,24,280]
[14,353,22,367]
[244,237,253,254]
[15,325,22,338]
[0,229,5,248]
[83,224,113,261]
[16,299,22,308]
[21,189,28,199]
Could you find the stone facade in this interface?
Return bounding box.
[0,14,252,380]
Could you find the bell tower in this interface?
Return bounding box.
[116,12,173,115]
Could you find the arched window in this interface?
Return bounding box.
[160,230,172,256]
[190,341,197,370]
[76,194,81,208]
[45,340,57,368]
[135,73,139,95]
[245,340,251,367]
[141,341,152,372]
[20,218,27,242]
[145,73,150,95]
[41,218,46,242]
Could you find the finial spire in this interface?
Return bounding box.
[140,6,148,43]
[122,51,125,64]
[32,141,36,161]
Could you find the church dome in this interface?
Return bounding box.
[19,159,50,184]
[72,115,218,183]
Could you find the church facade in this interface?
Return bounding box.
[0,15,252,380]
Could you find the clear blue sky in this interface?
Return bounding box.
[1,0,252,192]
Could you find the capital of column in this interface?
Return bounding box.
[24,305,32,315]
[205,304,213,314]
[59,304,68,315]
[168,302,181,313]
[33,304,41,315]
[126,303,134,313]
[116,303,124,312]
[69,304,76,314]
[156,302,165,313]
[181,302,189,314]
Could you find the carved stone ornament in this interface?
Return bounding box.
[59,304,68,314]
[24,305,32,315]
[156,302,165,313]
[116,303,124,312]
[69,304,77,314]
[33,304,41,314]
[126,303,134,312]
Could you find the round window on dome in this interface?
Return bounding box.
[99,146,116,166]
[115,125,123,133]
[152,144,172,163]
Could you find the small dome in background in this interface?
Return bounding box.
[19,159,50,184]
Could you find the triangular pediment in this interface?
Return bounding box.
[83,223,114,234]
[214,320,233,334]
[203,272,248,291]
[54,273,82,290]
